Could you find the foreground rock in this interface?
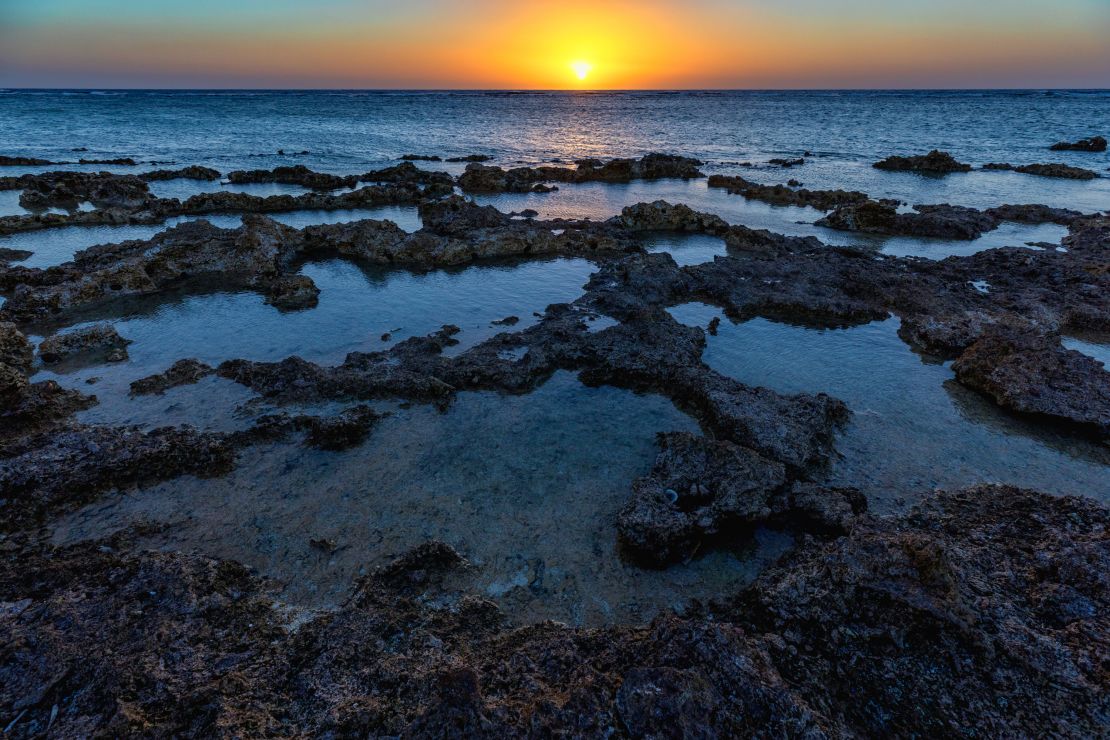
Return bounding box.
[129,358,214,395]
[1050,135,1107,152]
[617,432,867,565]
[0,485,1104,736]
[816,200,998,239]
[952,327,1110,437]
[873,150,972,173]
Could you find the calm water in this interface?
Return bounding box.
[7,90,1110,624]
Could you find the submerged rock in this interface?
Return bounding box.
[874,150,972,173]
[952,327,1110,437]
[1050,135,1107,152]
[265,274,320,311]
[0,155,54,166]
[446,154,492,163]
[38,323,132,364]
[400,153,442,161]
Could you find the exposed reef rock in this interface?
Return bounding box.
[79,157,137,165]
[708,173,869,211]
[0,155,53,166]
[401,153,442,161]
[1050,135,1107,152]
[984,162,1100,180]
[0,486,1105,736]
[0,322,34,372]
[139,166,221,181]
[227,164,357,190]
[458,153,704,193]
[952,327,1110,437]
[38,323,131,364]
[11,170,156,211]
[0,425,236,528]
[873,150,972,173]
[248,404,382,451]
[0,248,33,264]
[817,199,1083,240]
[0,179,429,236]
[816,200,998,239]
[446,154,492,163]
[130,358,215,396]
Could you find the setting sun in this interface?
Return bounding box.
[570,61,592,82]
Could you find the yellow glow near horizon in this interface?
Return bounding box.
[570,60,592,82]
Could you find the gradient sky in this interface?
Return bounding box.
[1,0,1108,89]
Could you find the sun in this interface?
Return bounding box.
[570,61,593,82]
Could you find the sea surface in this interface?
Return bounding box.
[4,89,1109,625]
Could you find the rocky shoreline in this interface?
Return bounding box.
[0,151,1108,736]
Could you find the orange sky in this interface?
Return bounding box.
[1,0,1108,88]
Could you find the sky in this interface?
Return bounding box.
[1,0,1108,89]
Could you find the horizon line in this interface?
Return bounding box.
[5,86,1110,93]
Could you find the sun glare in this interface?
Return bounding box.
[570,61,593,82]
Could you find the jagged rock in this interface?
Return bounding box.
[0,322,34,372]
[0,155,53,166]
[459,153,704,193]
[817,200,998,239]
[985,162,1100,180]
[617,432,787,565]
[140,166,221,181]
[874,150,972,173]
[17,171,155,211]
[952,328,1110,437]
[708,174,868,211]
[1050,135,1107,152]
[265,274,320,310]
[38,324,131,364]
[227,165,357,190]
[129,359,214,396]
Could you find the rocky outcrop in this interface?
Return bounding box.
[0,155,53,166]
[400,153,442,161]
[874,150,972,173]
[446,154,492,163]
[708,174,869,211]
[0,322,34,372]
[14,170,155,211]
[984,162,1100,180]
[458,153,704,193]
[227,164,357,190]
[139,166,221,181]
[1050,135,1107,152]
[38,323,131,364]
[130,358,215,396]
[952,327,1110,437]
[817,200,997,239]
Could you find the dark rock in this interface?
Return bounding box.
[16,171,155,211]
[400,154,442,162]
[129,359,215,396]
[139,166,221,182]
[492,315,519,326]
[78,157,137,165]
[873,150,972,174]
[817,200,999,240]
[1050,135,1107,152]
[227,165,357,190]
[952,328,1110,437]
[617,432,787,565]
[459,153,703,193]
[0,155,54,166]
[0,322,34,372]
[768,157,805,167]
[0,248,32,264]
[265,274,320,311]
[1014,163,1100,180]
[446,154,492,163]
[38,324,131,364]
[708,174,869,211]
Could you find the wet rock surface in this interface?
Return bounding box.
[707,173,869,211]
[139,166,222,182]
[817,200,999,239]
[985,162,1101,180]
[1050,135,1107,152]
[0,485,1105,736]
[227,164,357,190]
[129,358,215,396]
[0,155,54,166]
[38,323,132,364]
[458,153,704,193]
[874,150,972,173]
[953,327,1110,437]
